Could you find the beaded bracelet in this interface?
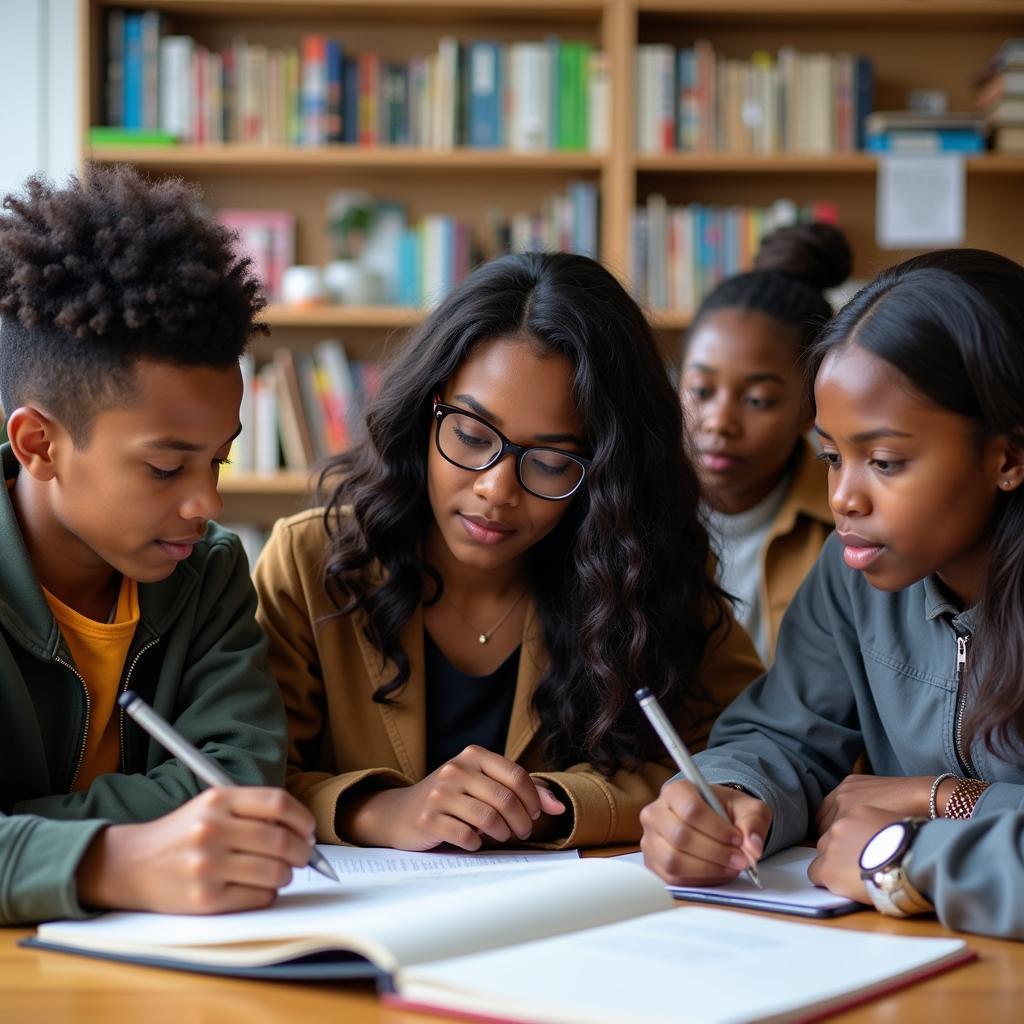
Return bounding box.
[929,773,958,819]
[944,777,991,820]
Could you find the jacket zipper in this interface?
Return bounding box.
[55,636,160,787]
[118,638,160,772]
[953,632,976,778]
[54,655,91,792]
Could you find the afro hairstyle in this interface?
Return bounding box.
[0,164,266,443]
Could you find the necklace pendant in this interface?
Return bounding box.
[478,634,489,645]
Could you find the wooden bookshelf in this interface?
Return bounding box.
[88,144,607,172]
[260,304,424,329]
[81,0,1024,517]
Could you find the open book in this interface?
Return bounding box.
[27,856,971,1019]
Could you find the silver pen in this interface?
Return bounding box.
[635,687,762,889]
[119,690,339,883]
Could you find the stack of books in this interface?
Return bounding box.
[635,42,873,154]
[631,197,840,314]
[976,38,1024,153]
[863,111,986,154]
[101,8,609,152]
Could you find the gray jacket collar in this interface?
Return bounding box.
[922,573,978,632]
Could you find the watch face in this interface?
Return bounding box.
[860,822,906,872]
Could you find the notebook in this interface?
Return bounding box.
[617,847,863,918]
[386,901,972,1024]
[25,857,972,1020]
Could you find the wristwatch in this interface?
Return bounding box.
[859,817,935,918]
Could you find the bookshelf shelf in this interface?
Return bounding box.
[634,153,1024,175]
[647,309,691,331]
[219,472,313,496]
[106,0,607,21]
[634,0,1024,25]
[261,304,424,329]
[87,145,607,173]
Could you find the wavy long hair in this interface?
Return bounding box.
[318,251,728,775]
[812,248,1024,756]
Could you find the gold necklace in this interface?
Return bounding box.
[441,586,529,645]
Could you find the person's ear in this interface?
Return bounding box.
[994,434,1024,494]
[6,405,63,482]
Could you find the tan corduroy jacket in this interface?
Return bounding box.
[759,439,834,664]
[254,509,763,849]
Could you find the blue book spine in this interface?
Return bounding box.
[865,131,986,153]
[342,57,359,144]
[122,13,144,130]
[676,48,693,150]
[468,42,502,148]
[854,56,874,151]
[397,230,420,306]
[325,39,344,143]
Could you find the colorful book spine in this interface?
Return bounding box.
[468,42,502,147]
[122,13,144,130]
[325,39,344,143]
[301,34,327,145]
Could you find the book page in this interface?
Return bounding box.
[616,847,859,914]
[283,844,580,893]
[36,858,671,974]
[397,906,969,1024]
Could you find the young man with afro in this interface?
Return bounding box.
[0,166,316,924]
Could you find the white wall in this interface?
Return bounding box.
[0,0,80,199]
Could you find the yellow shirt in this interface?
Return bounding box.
[42,575,140,790]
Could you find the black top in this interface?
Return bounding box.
[424,630,521,773]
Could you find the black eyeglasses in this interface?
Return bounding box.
[432,399,591,501]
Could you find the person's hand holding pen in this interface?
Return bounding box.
[634,688,770,888]
[73,691,335,916]
[640,779,771,887]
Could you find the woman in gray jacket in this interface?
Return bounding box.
[640,248,1024,940]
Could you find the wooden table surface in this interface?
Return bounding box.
[3,871,1021,1023]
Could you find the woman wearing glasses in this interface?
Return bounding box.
[253,252,762,851]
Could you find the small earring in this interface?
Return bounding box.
[1002,480,1014,489]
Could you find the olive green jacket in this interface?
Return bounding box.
[0,444,287,924]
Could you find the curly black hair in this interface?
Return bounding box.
[317,251,731,776]
[0,164,266,442]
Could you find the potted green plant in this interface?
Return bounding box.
[324,192,379,305]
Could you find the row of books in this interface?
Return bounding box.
[395,197,600,309]
[631,196,839,314]
[636,43,873,154]
[229,344,382,475]
[104,9,608,151]
[220,179,598,308]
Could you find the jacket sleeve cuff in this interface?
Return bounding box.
[530,771,615,849]
[906,814,1024,939]
[291,768,414,845]
[0,817,109,925]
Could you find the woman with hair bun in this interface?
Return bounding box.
[680,222,852,663]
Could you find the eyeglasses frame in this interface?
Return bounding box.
[431,397,592,501]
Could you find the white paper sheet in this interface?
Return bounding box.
[877,153,965,248]
[283,844,581,893]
